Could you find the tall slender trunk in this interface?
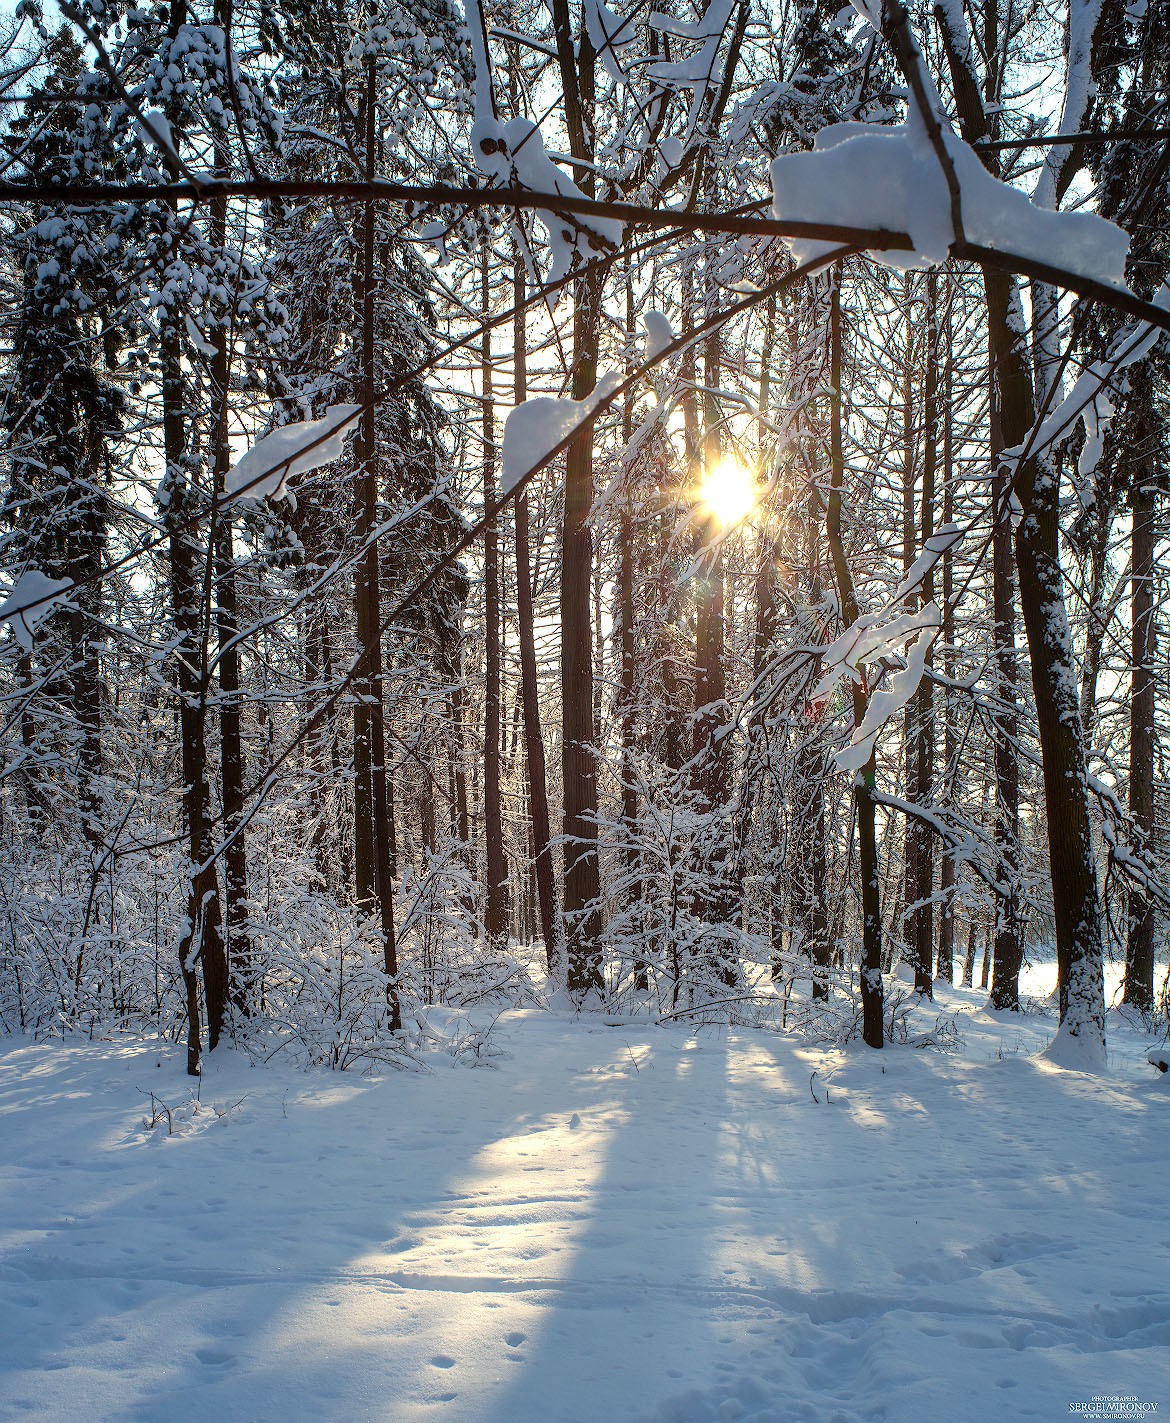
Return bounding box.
[511,256,559,973]
[1125,464,1156,1010]
[351,58,400,1026]
[619,261,644,987]
[693,326,735,980]
[162,0,224,1072]
[561,266,604,993]
[910,272,937,997]
[210,78,252,1016]
[482,253,508,951]
[550,0,602,994]
[827,276,882,1048]
[900,281,921,982]
[936,316,956,984]
[987,294,1023,1012]
[67,426,104,848]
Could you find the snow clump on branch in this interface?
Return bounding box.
[770,120,1131,285]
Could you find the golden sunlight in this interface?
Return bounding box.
[696,454,757,527]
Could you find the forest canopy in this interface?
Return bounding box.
[0,0,1167,1073]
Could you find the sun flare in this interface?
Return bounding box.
[696,455,756,527]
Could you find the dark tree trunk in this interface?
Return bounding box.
[936,316,956,984]
[986,292,1024,1013]
[900,281,921,985]
[1125,465,1156,1010]
[910,272,937,997]
[209,102,253,1016]
[692,328,736,984]
[561,266,604,994]
[352,59,400,1027]
[482,253,508,952]
[619,263,645,989]
[827,277,882,1047]
[549,0,603,995]
[161,1,224,1072]
[512,256,559,973]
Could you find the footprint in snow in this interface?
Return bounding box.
[430,1355,457,1370]
[194,1348,234,1367]
[504,1332,526,1348]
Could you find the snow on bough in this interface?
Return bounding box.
[225,404,362,504]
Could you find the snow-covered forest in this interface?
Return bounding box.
[1,0,1169,1412]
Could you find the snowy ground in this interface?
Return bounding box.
[1,961,1168,1423]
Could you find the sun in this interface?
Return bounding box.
[696,455,757,527]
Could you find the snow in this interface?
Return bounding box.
[225,405,361,503]
[582,0,637,84]
[835,617,938,773]
[642,309,676,362]
[501,374,621,495]
[0,569,72,650]
[1008,287,1170,492]
[647,0,737,150]
[470,116,624,286]
[1,960,1167,1423]
[133,109,176,159]
[770,120,1131,285]
[810,604,942,712]
[893,522,963,604]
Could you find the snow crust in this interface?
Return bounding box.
[225,404,361,503]
[642,309,676,362]
[770,121,1131,284]
[0,569,72,649]
[501,374,621,494]
[0,960,1167,1423]
[810,603,942,772]
[470,115,624,286]
[835,616,938,773]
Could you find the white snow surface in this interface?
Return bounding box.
[835,618,939,773]
[0,569,71,650]
[225,405,361,503]
[770,120,1131,284]
[642,309,676,363]
[1,959,1168,1423]
[501,373,621,494]
[470,116,624,287]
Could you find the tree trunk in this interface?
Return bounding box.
[210,91,253,1016]
[512,255,559,974]
[619,261,645,988]
[693,326,736,983]
[910,271,937,997]
[900,280,921,985]
[161,0,224,1071]
[549,0,603,995]
[482,253,508,951]
[986,287,1024,1013]
[827,276,882,1047]
[1125,467,1156,1010]
[561,265,604,994]
[936,314,956,984]
[352,58,400,1027]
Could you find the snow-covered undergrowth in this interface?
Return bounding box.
[1,963,1167,1423]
